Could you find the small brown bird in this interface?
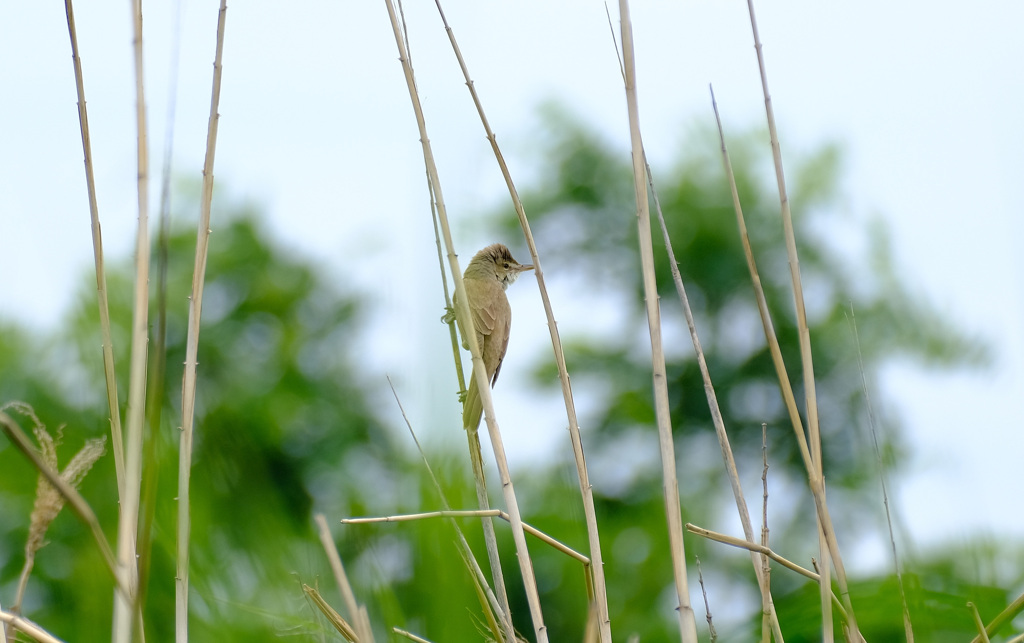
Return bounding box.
[455,243,533,430]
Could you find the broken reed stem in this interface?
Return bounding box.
[175,4,228,641]
[617,2,697,641]
[848,308,914,643]
[685,523,848,622]
[0,414,131,602]
[63,0,125,498]
[744,1,853,638]
[393,628,434,643]
[382,3,548,641]
[316,514,375,643]
[429,3,610,639]
[645,157,783,642]
[386,375,515,641]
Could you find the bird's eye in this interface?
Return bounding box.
[503,262,510,269]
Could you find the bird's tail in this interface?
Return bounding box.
[463,369,484,430]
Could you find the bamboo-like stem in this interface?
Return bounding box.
[316,515,375,643]
[970,591,1024,643]
[744,4,862,638]
[386,375,516,641]
[63,0,125,498]
[617,2,697,640]
[685,523,849,622]
[0,414,131,601]
[848,309,913,642]
[0,612,65,643]
[382,3,547,641]
[112,0,151,638]
[429,3,611,639]
[175,4,228,642]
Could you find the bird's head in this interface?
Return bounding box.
[469,243,534,289]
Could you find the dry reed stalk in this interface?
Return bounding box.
[428,3,610,638]
[62,0,125,497]
[695,557,717,643]
[316,514,375,643]
[422,117,511,625]
[0,611,65,643]
[743,2,854,638]
[685,523,849,621]
[111,0,152,638]
[386,375,514,640]
[428,4,612,639]
[382,2,548,641]
[643,158,783,641]
[175,3,228,641]
[616,2,697,640]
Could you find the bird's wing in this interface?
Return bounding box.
[490,312,512,387]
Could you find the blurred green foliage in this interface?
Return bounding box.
[0,107,1017,643]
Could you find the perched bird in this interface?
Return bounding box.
[455,243,533,430]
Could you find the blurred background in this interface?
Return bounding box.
[1,1,1022,640]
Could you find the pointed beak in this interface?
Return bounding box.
[519,264,534,272]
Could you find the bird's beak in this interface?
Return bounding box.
[519,264,534,272]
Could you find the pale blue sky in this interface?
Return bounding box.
[2,0,1022,575]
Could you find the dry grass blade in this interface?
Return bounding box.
[617,1,697,640]
[303,584,358,641]
[316,514,375,643]
[62,0,124,498]
[176,4,229,641]
[381,3,547,641]
[429,3,611,638]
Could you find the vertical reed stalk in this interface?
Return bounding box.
[382,2,548,640]
[63,0,125,498]
[175,3,228,642]
[430,2,612,639]
[617,2,697,640]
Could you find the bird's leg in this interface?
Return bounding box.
[440,305,456,325]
